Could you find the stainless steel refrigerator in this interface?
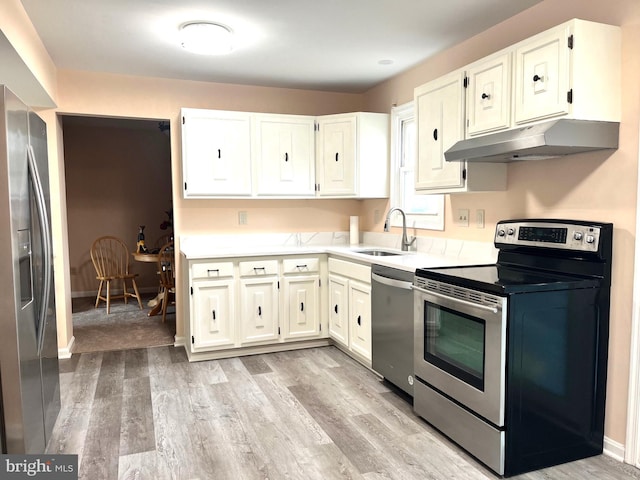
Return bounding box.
[0,85,60,453]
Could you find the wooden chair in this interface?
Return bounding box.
[152,233,173,253]
[90,236,143,314]
[157,241,175,322]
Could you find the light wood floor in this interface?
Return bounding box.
[49,346,640,480]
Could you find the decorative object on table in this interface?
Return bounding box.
[136,225,148,254]
[90,235,143,314]
[157,241,175,323]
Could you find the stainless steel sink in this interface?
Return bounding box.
[355,249,403,256]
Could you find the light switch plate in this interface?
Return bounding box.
[238,211,248,225]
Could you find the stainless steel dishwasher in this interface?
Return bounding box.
[371,264,415,396]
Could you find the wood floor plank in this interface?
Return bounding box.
[152,387,200,479]
[241,354,274,375]
[289,382,387,474]
[326,367,421,437]
[94,350,125,399]
[298,443,365,480]
[120,376,155,456]
[74,351,104,376]
[79,395,123,480]
[118,451,169,480]
[124,348,149,379]
[253,373,333,447]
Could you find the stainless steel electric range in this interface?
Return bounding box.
[412,219,613,477]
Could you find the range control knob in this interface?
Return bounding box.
[497,229,506,237]
[585,235,596,244]
[507,227,515,236]
[573,231,583,241]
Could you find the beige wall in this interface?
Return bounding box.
[63,120,173,294]
[362,0,640,446]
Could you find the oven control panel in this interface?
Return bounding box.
[495,220,601,252]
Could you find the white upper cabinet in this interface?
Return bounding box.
[181,108,252,197]
[466,52,512,136]
[415,72,506,194]
[316,112,389,198]
[514,19,621,125]
[413,18,619,194]
[316,114,356,195]
[415,71,467,191]
[182,109,389,198]
[253,113,315,196]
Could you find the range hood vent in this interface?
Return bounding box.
[444,119,619,163]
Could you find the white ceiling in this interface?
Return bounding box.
[20,0,542,94]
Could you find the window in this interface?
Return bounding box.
[389,102,444,230]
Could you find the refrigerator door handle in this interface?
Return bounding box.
[27,145,52,356]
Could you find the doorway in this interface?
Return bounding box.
[61,115,175,353]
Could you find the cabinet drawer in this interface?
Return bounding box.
[328,257,370,283]
[282,257,320,274]
[239,259,278,276]
[192,261,234,279]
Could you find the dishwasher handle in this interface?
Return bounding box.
[371,272,413,290]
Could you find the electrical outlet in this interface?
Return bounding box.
[374,209,381,224]
[456,209,469,227]
[238,211,248,225]
[476,209,485,229]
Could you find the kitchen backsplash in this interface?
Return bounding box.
[181,231,497,262]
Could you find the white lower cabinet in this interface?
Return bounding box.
[348,280,371,361]
[191,278,235,350]
[240,276,279,344]
[185,254,326,359]
[328,274,349,347]
[328,258,372,363]
[282,274,321,340]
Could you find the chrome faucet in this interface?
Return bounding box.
[383,207,416,251]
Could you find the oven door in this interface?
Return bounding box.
[413,281,507,427]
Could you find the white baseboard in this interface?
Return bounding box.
[58,336,75,359]
[174,336,186,347]
[604,436,625,462]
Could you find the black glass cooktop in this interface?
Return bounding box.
[415,264,601,295]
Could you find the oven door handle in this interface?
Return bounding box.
[411,285,500,314]
[371,272,413,290]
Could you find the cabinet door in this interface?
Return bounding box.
[514,25,570,124]
[328,274,349,347]
[254,114,315,196]
[349,280,371,361]
[240,277,279,344]
[316,115,356,196]
[282,275,320,340]
[467,52,511,135]
[182,109,252,197]
[415,72,465,191]
[192,279,235,350]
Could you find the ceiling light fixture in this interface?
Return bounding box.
[180,22,234,55]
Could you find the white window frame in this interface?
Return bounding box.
[389,102,444,231]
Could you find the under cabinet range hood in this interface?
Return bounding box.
[444,119,620,163]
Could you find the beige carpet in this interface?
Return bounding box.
[72,294,176,353]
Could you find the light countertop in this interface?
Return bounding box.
[180,232,498,273]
